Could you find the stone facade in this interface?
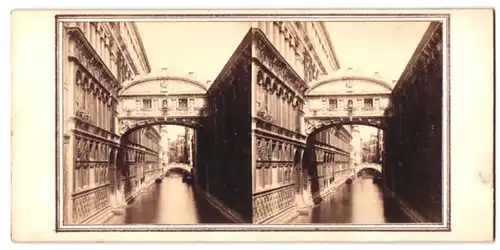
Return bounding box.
[61,21,159,224]
[383,21,443,223]
[351,126,363,166]
[118,127,162,202]
[117,74,209,133]
[184,23,345,223]
[304,126,354,203]
[196,30,253,223]
[303,68,393,133]
[250,21,352,224]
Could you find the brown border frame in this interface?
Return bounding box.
[54,12,451,233]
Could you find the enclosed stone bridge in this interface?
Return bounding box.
[117,73,210,136]
[304,68,394,135]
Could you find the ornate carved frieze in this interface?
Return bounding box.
[67,27,120,99]
[74,117,120,142]
[118,117,203,136]
[253,31,307,97]
[255,119,302,140]
[305,117,387,135]
[256,139,273,161]
[399,23,443,87]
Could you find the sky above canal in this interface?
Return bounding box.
[136,21,430,141]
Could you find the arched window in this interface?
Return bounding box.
[75,71,83,111]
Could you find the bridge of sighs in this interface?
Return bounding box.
[117,74,210,135]
[304,68,394,134]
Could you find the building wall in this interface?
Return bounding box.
[62,21,154,224]
[159,126,169,166]
[351,126,363,166]
[119,128,162,200]
[250,21,344,223]
[384,22,443,222]
[197,31,253,222]
[309,126,354,196]
[167,138,183,163]
[184,127,194,165]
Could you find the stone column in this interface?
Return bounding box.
[273,22,280,50]
[279,24,286,56]
[92,25,98,51]
[265,21,273,40]
[101,37,105,61]
[284,35,289,64]
[258,21,266,32]
[295,51,302,77]
[290,38,296,71]
[84,22,91,40]
[286,34,292,64]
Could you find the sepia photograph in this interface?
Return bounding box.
[10,8,495,242]
[56,16,447,228]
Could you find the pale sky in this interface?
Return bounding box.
[325,21,430,81]
[324,21,430,139]
[136,21,251,83]
[136,21,430,141]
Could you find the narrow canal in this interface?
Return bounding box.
[106,173,232,224]
[291,174,413,224]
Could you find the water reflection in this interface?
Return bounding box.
[351,178,386,224]
[107,173,232,224]
[293,175,412,224]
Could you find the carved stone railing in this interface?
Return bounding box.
[255,118,305,142]
[74,115,120,142]
[252,183,295,224]
[72,184,110,224]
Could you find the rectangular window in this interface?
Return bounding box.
[329,99,337,109]
[256,85,261,109]
[178,98,188,109]
[364,98,374,109]
[75,85,82,111]
[142,99,152,110]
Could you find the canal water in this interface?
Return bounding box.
[106,173,412,224]
[291,175,413,224]
[106,173,232,224]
